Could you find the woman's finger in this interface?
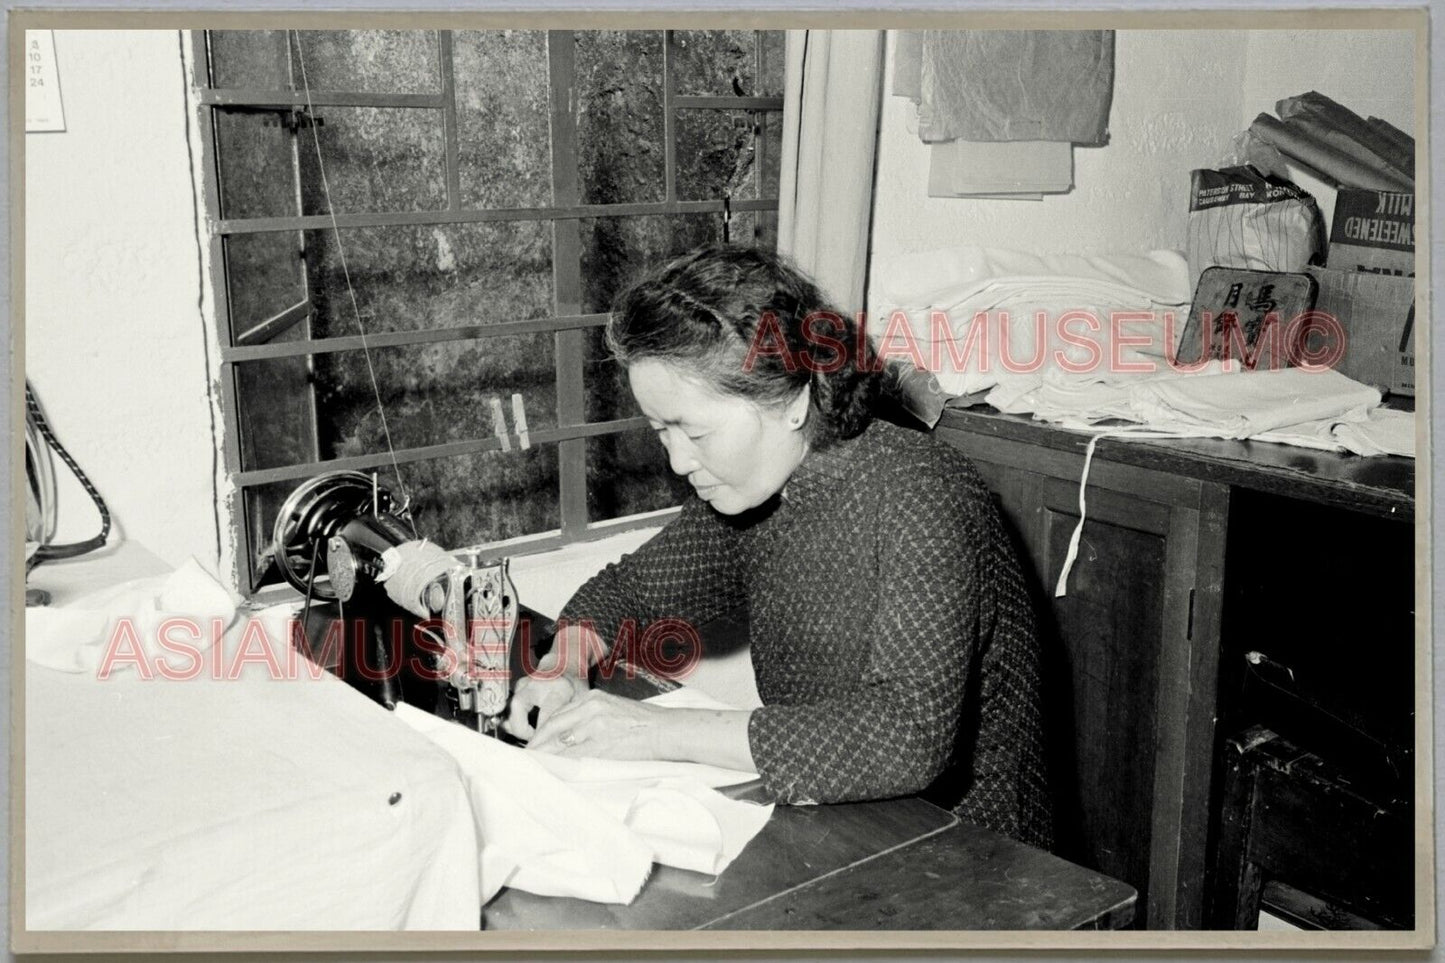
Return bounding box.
[528,697,595,753]
[503,678,544,739]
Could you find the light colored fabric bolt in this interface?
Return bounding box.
[25,557,238,673]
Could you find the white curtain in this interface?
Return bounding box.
[776,30,887,315]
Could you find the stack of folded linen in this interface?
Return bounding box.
[870,246,1414,459]
[870,246,1194,401]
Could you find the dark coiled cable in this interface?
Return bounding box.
[25,381,110,573]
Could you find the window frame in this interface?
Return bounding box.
[189,29,784,595]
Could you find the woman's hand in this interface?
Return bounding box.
[527,689,666,760]
[504,623,607,741]
[503,652,588,742]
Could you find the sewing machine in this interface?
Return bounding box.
[270,470,528,735]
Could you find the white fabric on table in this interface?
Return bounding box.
[27,593,483,930]
[1325,406,1417,458]
[395,688,772,906]
[1126,366,1380,440]
[25,557,239,673]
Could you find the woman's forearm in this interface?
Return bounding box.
[653,707,757,772]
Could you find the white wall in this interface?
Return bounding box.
[1240,29,1415,136]
[871,31,1249,264]
[21,29,668,616]
[869,28,1417,274]
[25,30,224,573]
[1239,29,1416,229]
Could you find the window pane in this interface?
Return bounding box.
[214,108,297,221]
[575,31,665,205]
[234,335,557,471]
[725,211,779,251]
[676,109,760,201]
[290,30,440,93]
[208,30,441,94]
[222,232,307,345]
[759,31,785,97]
[672,31,758,97]
[579,214,723,314]
[395,446,561,550]
[587,431,689,524]
[454,30,552,210]
[301,221,553,338]
[242,479,305,589]
[235,356,316,475]
[295,107,446,216]
[208,31,291,89]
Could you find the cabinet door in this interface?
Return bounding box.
[939,426,1228,929]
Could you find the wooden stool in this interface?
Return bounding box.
[1207,725,1413,930]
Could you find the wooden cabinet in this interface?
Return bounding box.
[931,406,1414,930]
[936,415,1227,929]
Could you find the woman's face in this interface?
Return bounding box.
[628,359,809,515]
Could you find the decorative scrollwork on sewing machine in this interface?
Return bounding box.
[271,470,520,736]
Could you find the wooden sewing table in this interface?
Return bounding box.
[295,601,1138,931]
[482,640,1137,931]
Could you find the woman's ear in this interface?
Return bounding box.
[785,385,811,429]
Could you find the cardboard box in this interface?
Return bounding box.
[1327,189,1415,277]
[1307,265,1414,396]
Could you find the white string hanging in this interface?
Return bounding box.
[1053,425,1207,598]
[292,30,418,538]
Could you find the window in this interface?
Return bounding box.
[193,29,785,593]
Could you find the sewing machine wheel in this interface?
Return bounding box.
[271,470,397,600]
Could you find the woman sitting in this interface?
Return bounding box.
[503,245,1052,849]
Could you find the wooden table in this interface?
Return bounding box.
[485,791,1136,931]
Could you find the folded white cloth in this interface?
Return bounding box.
[393,696,772,906]
[992,362,1412,459]
[1332,407,1417,457]
[870,247,1194,398]
[874,246,1193,310]
[1128,367,1380,439]
[25,557,239,673]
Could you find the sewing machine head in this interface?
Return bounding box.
[271,470,519,734]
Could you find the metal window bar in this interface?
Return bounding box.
[213,196,779,235]
[672,95,782,110]
[199,88,446,109]
[221,313,608,363]
[437,30,462,211]
[234,416,649,487]
[663,30,677,203]
[546,31,589,543]
[198,28,783,592]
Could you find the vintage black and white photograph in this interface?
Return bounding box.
[12,5,1431,952]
